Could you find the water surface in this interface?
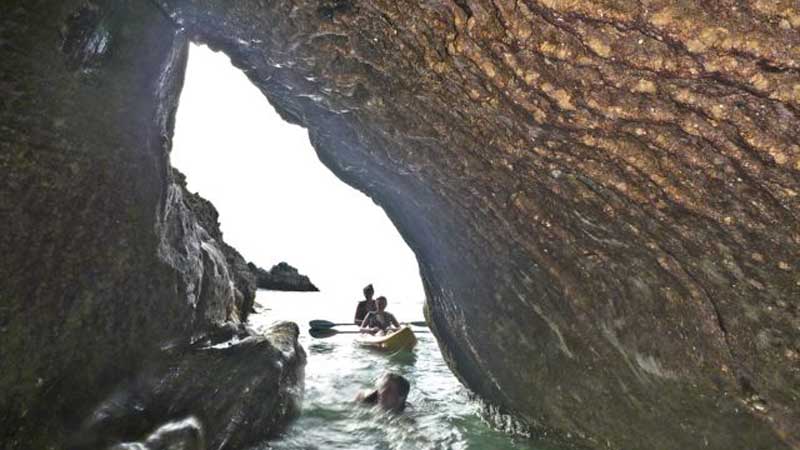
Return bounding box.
[248,291,545,450]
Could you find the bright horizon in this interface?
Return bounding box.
[171,44,425,304]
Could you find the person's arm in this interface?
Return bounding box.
[360,312,377,333]
[356,389,378,404]
[354,302,365,325]
[389,312,400,330]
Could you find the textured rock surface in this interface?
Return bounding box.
[0,1,303,448]
[2,1,799,450]
[154,1,799,449]
[78,322,304,450]
[108,417,205,450]
[249,262,319,292]
[174,168,258,315]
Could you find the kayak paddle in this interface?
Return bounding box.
[309,327,429,338]
[309,328,361,338]
[309,319,357,329]
[309,319,428,329]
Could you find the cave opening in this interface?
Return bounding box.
[171,43,425,305]
[168,43,537,450]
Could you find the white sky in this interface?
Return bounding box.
[171,44,425,302]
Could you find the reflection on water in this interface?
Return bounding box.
[308,341,336,355]
[247,291,546,450]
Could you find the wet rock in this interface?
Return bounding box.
[248,262,319,292]
[107,417,205,450]
[0,2,301,448]
[79,322,304,450]
[60,2,113,71]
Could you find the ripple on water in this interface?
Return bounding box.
[249,293,549,450]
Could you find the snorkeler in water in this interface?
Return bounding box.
[356,372,411,412]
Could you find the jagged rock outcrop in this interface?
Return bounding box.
[176,168,316,296]
[174,168,258,315]
[2,1,799,450]
[0,2,303,448]
[248,262,319,292]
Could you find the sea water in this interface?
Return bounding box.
[247,291,548,450]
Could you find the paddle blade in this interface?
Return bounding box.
[309,320,337,329]
[309,327,338,338]
[408,321,428,327]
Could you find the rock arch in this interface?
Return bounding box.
[1,1,798,449]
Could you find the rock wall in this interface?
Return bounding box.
[153,1,799,449]
[0,1,303,448]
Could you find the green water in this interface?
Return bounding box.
[247,291,544,450]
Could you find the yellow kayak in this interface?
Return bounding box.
[356,326,417,352]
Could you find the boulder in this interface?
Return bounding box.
[78,322,304,450]
[108,417,205,450]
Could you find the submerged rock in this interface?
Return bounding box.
[249,262,319,292]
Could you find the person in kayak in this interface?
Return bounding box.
[356,372,411,412]
[353,284,377,325]
[359,296,400,335]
